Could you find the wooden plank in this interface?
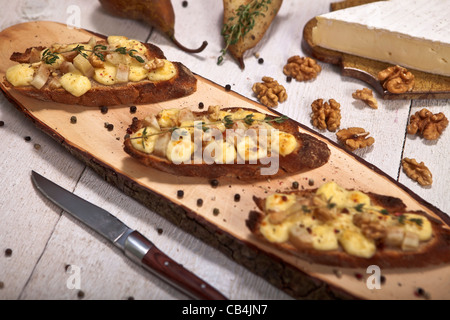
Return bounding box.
[1,21,449,300]
[399,100,450,214]
[0,0,151,299]
[0,92,85,299]
[19,168,291,299]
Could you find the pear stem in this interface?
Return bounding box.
[170,36,208,53]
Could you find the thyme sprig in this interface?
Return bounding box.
[299,201,423,227]
[131,114,288,144]
[42,49,60,65]
[42,44,145,65]
[71,44,146,63]
[217,0,272,65]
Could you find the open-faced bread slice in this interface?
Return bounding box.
[247,181,450,268]
[3,36,197,107]
[123,106,331,180]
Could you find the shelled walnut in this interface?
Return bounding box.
[336,127,375,151]
[377,65,415,94]
[352,88,378,109]
[402,158,433,187]
[407,108,448,140]
[283,56,321,81]
[310,98,341,132]
[353,212,386,241]
[252,76,287,108]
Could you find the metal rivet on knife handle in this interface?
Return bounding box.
[125,231,228,300]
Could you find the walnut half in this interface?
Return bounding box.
[310,98,341,132]
[283,56,321,82]
[402,158,433,187]
[407,108,448,140]
[353,212,386,241]
[377,65,415,94]
[352,88,378,109]
[336,127,375,151]
[252,76,287,108]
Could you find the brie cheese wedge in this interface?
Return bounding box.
[312,0,450,77]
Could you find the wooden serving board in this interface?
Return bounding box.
[1,21,449,300]
[302,1,450,100]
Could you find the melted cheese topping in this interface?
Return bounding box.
[130,127,160,154]
[260,181,433,258]
[6,64,35,86]
[148,60,176,82]
[93,62,117,85]
[6,36,177,97]
[59,71,91,97]
[129,107,299,165]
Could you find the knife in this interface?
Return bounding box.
[31,170,228,300]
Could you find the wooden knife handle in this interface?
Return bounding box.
[125,231,228,300]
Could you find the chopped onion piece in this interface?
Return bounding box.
[115,63,129,83]
[153,132,171,157]
[73,54,94,78]
[60,50,78,62]
[30,64,50,89]
[29,48,42,63]
[60,61,77,74]
[87,36,97,47]
[401,231,419,251]
[385,227,404,247]
[178,108,195,123]
[143,115,161,131]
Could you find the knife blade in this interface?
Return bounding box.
[31,170,227,300]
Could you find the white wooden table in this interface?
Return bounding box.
[0,0,448,300]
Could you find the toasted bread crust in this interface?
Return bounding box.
[247,189,450,268]
[123,108,331,180]
[4,43,197,107]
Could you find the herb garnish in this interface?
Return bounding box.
[131,113,288,146]
[42,44,146,65]
[218,0,272,65]
[42,49,60,65]
[396,215,423,227]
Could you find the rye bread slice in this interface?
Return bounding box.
[123,107,331,180]
[247,189,450,268]
[4,42,197,107]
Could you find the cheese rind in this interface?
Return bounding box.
[312,0,450,77]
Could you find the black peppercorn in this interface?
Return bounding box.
[258,57,264,64]
[0,121,4,127]
[292,181,299,189]
[224,84,231,91]
[130,106,137,113]
[197,198,203,207]
[198,102,204,109]
[70,116,77,124]
[4,248,12,257]
[177,190,184,198]
[210,179,219,188]
[234,194,240,202]
[24,136,31,142]
[100,106,108,114]
[213,208,220,216]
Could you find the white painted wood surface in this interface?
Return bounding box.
[0,0,448,300]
